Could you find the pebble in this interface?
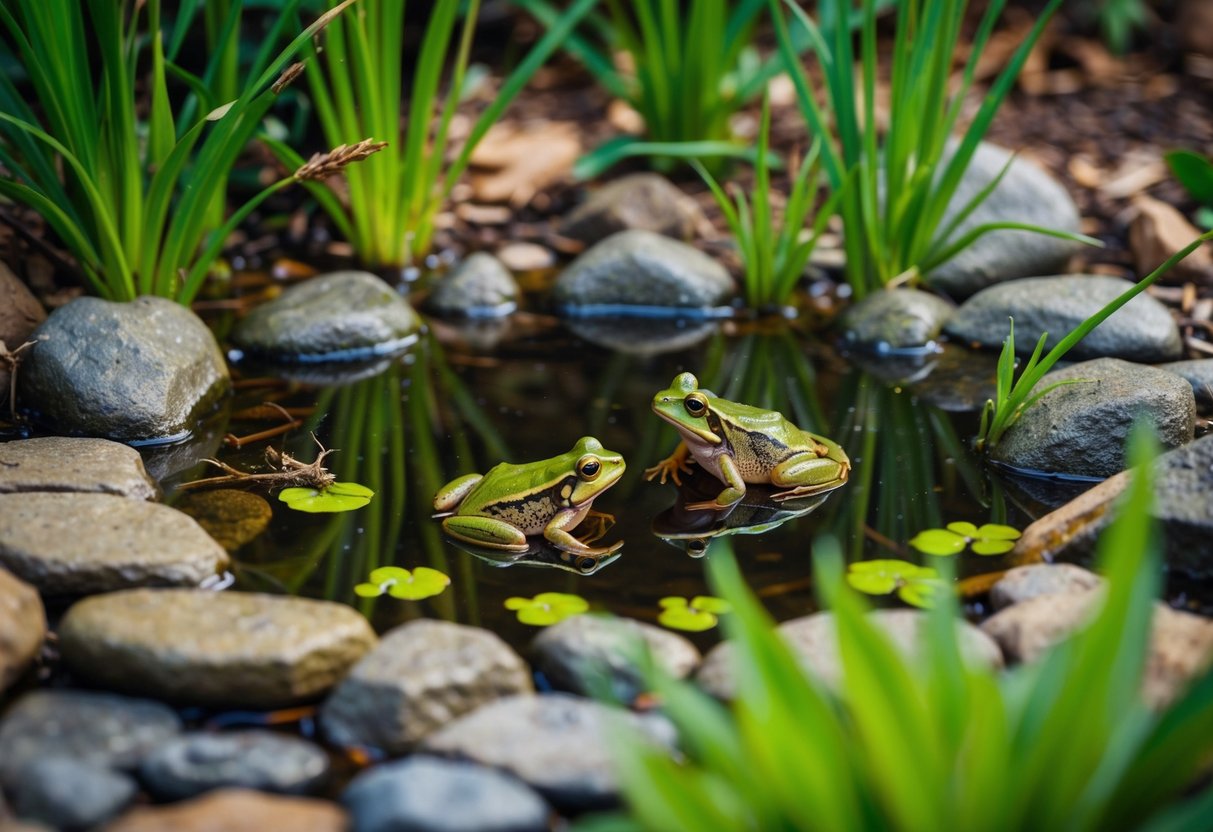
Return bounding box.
[0,437,157,499]
[496,242,555,273]
[559,173,704,244]
[138,731,330,800]
[175,489,273,552]
[427,252,520,317]
[840,288,956,352]
[103,789,347,832]
[0,569,44,692]
[989,563,1104,610]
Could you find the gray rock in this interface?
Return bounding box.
[0,690,181,782]
[321,619,533,755]
[18,296,229,442]
[103,789,347,832]
[554,230,733,314]
[560,173,704,244]
[1160,359,1213,405]
[0,493,230,595]
[342,756,550,832]
[231,271,421,361]
[927,141,1082,296]
[944,275,1182,362]
[428,253,519,317]
[422,693,676,812]
[990,358,1195,478]
[841,288,956,351]
[989,563,1104,610]
[139,731,330,800]
[0,569,44,691]
[531,614,700,702]
[0,437,158,499]
[58,589,377,708]
[697,609,1003,700]
[8,758,137,831]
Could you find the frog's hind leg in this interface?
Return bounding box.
[769,451,850,501]
[433,474,483,514]
[441,515,529,552]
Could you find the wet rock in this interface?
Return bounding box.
[321,619,532,755]
[139,731,329,800]
[944,275,1182,362]
[989,358,1195,478]
[531,614,700,702]
[176,490,272,552]
[1160,359,1213,406]
[18,296,229,442]
[554,230,733,314]
[560,173,704,244]
[231,271,421,361]
[927,141,1082,296]
[0,690,181,782]
[342,756,551,832]
[906,344,999,412]
[422,693,676,812]
[8,758,137,831]
[840,288,955,352]
[58,589,377,708]
[428,253,519,318]
[0,493,230,595]
[0,437,158,499]
[981,589,1213,709]
[696,609,1003,700]
[104,789,347,832]
[989,563,1104,610]
[0,569,44,691]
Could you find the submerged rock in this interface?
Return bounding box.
[989,563,1104,610]
[58,589,377,708]
[175,489,272,552]
[139,731,330,800]
[989,358,1195,478]
[8,757,137,831]
[18,296,229,442]
[427,253,519,318]
[0,492,230,596]
[104,789,347,832]
[554,230,733,314]
[1160,358,1213,406]
[926,141,1083,296]
[560,173,704,244]
[0,569,44,692]
[231,271,421,361]
[342,756,551,832]
[906,343,1000,412]
[320,619,533,755]
[0,437,158,499]
[840,288,956,352]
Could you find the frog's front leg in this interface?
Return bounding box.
[441,515,529,552]
[432,473,483,514]
[684,454,747,511]
[643,441,694,485]
[544,507,623,556]
[769,451,850,501]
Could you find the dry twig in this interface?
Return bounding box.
[178,436,337,492]
[0,339,36,421]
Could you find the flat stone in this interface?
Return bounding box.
[554,230,733,314]
[531,614,700,702]
[1160,359,1213,405]
[18,296,229,442]
[989,358,1195,478]
[175,490,272,552]
[58,589,377,708]
[321,619,532,755]
[0,437,158,499]
[342,756,551,832]
[0,690,181,783]
[8,758,136,832]
[0,493,230,595]
[230,271,421,361]
[696,609,1003,700]
[559,173,704,244]
[927,141,1083,296]
[989,563,1104,610]
[0,569,44,692]
[138,731,330,800]
[428,253,519,318]
[103,789,347,832]
[422,693,676,812]
[840,288,956,352]
[944,275,1182,362]
[981,589,1213,709]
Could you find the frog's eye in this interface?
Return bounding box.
[683,393,708,417]
[577,455,602,480]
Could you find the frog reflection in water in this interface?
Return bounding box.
[432,436,626,557]
[645,372,851,510]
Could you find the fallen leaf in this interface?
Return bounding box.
[1100,152,1169,199]
[469,121,581,206]
[1129,195,1213,283]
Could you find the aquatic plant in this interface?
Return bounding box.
[1166,150,1213,229]
[0,0,353,303]
[1095,0,1149,54]
[354,566,451,600]
[909,521,1021,557]
[657,596,731,632]
[275,0,596,268]
[278,481,374,513]
[771,0,1097,298]
[581,428,1213,831]
[846,559,943,609]
[505,592,590,626]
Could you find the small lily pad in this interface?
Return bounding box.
[908,528,968,556]
[910,522,1021,557]
[658,595,731,632]
[504,592,590,627]
[847,559,943,609]
[354,565,450,600]
[279,481,374,513]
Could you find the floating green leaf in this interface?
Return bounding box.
[279,481,374,513]
[504,592,590,627]
[658,595,732,632]
[846,560,943,609]
[909,522,1021,557]
[353,566,450,600]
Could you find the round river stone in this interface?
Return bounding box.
[8,757,138,831]
[840,288,956,352]
[139,731,330,800]
[559,172,704,244]
[427,253,519,318]
[58,589,377,708]
[0,436,157,499]
[0,568,44,692]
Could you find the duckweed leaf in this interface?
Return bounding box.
[279,481,374,513]
[354,566,450,600]
[658,595,732,632]
[505,592,589,627]
[847,560,943,609]
[911,522,1022,557]
[908,528,968,556]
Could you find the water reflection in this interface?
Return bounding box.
[441,534,622,575]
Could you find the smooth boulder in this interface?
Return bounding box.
[0,569,44,691]
[428,253,519,318]
[0,437,157,499]
[560,173,703,243]
[841,288,956,352]
[139,731,330,800]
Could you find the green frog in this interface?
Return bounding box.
[645,372,850,510]
[433,436,626,556]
